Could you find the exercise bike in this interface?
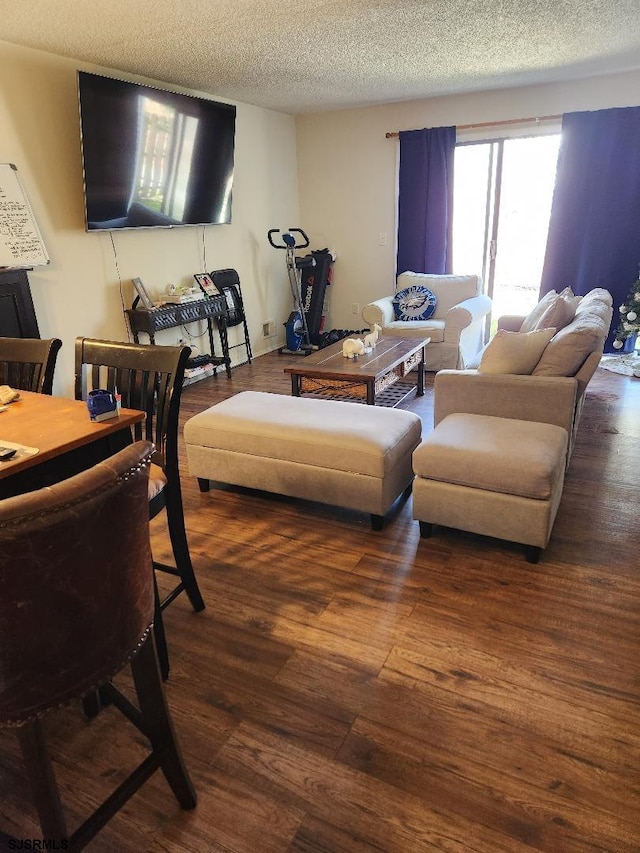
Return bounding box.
[267,227,317,355]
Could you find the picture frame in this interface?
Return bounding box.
[193,273,216,298]
[132,277,154,310]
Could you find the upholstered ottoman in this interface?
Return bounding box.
[184,391,422,529]
[412,413,568,561]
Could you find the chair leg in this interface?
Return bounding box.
[82,691,101,719]
[17,720,68,844]
[131,636,197,810]
[243,319,253,363]
[153,576,171,681]
[163,486,205,613]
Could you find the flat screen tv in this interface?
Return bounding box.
[78,71,236,231]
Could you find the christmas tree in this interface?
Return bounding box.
[612,271,640,349]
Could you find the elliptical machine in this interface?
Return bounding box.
[267,227,317,355]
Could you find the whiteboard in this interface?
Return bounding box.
[0,163,49,268]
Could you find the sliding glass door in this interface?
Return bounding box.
[452,134,561,332]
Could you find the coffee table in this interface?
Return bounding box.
[284,336,430,406]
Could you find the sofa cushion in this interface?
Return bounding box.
[520,289,577,335]
[534,291,577,333]
[558,286,582,313]
[412,413,568,500]
[478,328,556,375]
[392,285,437,320]
[533,313,608,377]
[383,319,445,342]
[574,287,614,319]
[519,290,557,333]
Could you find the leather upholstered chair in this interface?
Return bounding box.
[0,336,62,394]
[74,338,205,678]
[0,441,196,850]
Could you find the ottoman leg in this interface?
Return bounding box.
[419,521,434,539]
[197,478,210,493]
[525,545,542,564]
[370,514,384,531]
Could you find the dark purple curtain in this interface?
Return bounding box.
[540,106,640,352]
[396,126,456,278]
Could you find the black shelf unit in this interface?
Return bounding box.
[126,297,232,379]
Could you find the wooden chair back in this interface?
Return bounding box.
[0,337,62,394]
[74,338,190,477]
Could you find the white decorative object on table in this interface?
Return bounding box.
[363,323,381,350]
[342,338,365,358]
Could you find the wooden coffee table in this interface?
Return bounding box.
[284,336,430,406]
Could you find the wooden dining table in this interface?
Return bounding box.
[0,390,145,499]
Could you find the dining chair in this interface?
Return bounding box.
[0,336,62,394]
[0,441,197,850]
[74,338,205,677]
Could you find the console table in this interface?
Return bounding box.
[126,296,232,378]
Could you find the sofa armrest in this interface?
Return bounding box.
[434,370,578,435]
[362,296,395,328]
[497,315,525,332]
[444,294,492,343]
[573,347,605,397]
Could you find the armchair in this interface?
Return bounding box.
[362,272,491,371]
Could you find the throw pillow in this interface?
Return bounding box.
[558,286,582,313]
[519,290,557,333]
[532,315,606,376]
[392,285,437,321]
[534,292,576,333]
[478,328,556,375]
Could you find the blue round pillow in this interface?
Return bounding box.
[392,285,437,321]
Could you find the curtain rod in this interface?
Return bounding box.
[385,114,562,138]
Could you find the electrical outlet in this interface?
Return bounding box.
[351,303,360,315]
[262,320,276,338]
[379,232,388,246]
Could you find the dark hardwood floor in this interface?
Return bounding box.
[2,353,639,851]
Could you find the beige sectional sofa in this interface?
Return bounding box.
[410,287,613,559]
[434,287,613,461]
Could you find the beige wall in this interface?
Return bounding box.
[296,71,640,331]
[0,40,299,396]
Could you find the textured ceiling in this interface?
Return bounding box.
[2,1,640,114]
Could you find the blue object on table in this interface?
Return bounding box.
[87,389,118,421]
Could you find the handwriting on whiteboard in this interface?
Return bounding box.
[0,165,49,267]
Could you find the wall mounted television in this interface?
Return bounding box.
[77,71,236,231]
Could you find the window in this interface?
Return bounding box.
[452,133,561,331]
